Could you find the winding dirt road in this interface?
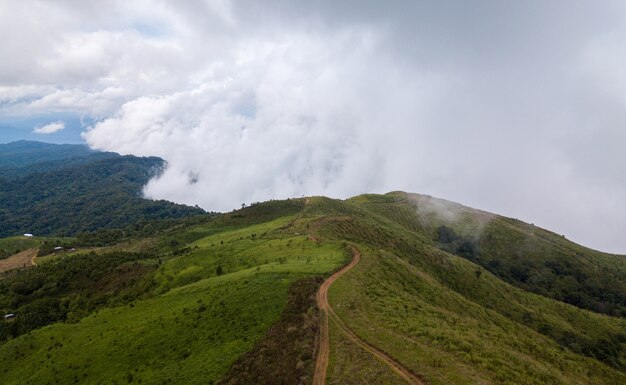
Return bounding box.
[313,247,426,385]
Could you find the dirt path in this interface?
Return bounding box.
[0,248,38,273]
[313,247,427,385]
[312,248,360,385]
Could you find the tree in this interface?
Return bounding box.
[436,226,458,243]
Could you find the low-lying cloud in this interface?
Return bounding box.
[33,121,65,134]
[3,1,626,253]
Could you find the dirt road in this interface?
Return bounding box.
[312,247,427,385]
[0,248,38,273]
[312,248,361,385]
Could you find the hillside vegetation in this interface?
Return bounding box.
[348,192,626,317]
[0,200,347,384]
[0,237,41,260]
[0,193,624,385]
[0,141,205,237]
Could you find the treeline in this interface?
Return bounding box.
[74,214,218,248]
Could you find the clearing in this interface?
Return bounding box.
[0,248,37,273]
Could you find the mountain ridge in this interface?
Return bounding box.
[0,158,623,384]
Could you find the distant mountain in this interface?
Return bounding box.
[0,140,117,179]
[0,141,93,166]
[0,141,205,237]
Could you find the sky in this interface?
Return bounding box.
[1,0,626,253]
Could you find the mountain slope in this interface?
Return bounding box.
[0,141,204,237]
[0,193,624,385]
[0,202,346,384]
[348,192,626,317]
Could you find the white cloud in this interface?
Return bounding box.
[83,29,427,209]
[33,121,65,134]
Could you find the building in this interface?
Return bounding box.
[23,233,33,238]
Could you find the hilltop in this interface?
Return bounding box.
[0,192,624,385]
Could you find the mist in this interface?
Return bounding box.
[2,1,626,253]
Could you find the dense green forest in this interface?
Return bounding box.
[0,141,205,237]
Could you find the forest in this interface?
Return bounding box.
[0,141,205,238]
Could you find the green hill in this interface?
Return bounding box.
[0,141,205,237]
[0,193,624,385]
[348,192,626,317]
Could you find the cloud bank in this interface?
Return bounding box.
[3,1,626,253]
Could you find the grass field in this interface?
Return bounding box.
[327,247,625,384]
[1,272,291,384]
[327,320,405,385]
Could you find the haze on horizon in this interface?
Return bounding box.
[1,0,626,254]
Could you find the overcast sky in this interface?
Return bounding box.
[1,0,625,253]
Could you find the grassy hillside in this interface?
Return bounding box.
[328,247,624,384]
[0,200,347,384]
[348,192,626,317]
[311,195,625,383]
[0,193,624,384]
